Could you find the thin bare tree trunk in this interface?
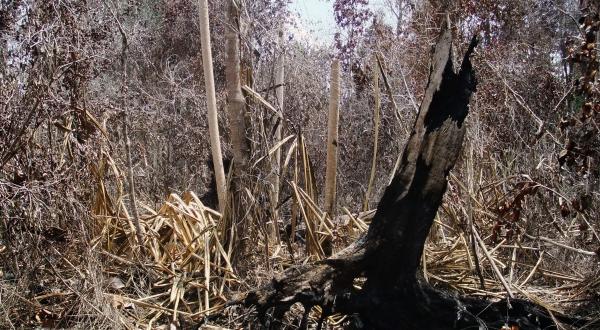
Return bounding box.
[225,0,250,173]
[225,0,251,265]
[112,7,145,252]
[322,59,340,257]
[363,53,380,211]
[324,59,340,219]
[123,113,145,250]
[270,29,285,241]
[197,0,227,212]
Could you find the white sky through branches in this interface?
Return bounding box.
[290,0,394,45]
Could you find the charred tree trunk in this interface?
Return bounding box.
[236,29,588,329]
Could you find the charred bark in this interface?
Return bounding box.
[234,29,591,330]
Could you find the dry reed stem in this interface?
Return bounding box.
[472,225,515,298]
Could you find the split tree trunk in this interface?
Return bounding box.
[239,28,575,329]
[197,0,227,213]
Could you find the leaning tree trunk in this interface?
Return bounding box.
[235,28,586,330]
[197,0,227,213]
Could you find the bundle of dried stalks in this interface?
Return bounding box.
[92,156,237,326]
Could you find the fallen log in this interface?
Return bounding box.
[234,28,592,330]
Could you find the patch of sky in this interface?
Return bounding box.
[288,0,396,46]
[2,0,32,90]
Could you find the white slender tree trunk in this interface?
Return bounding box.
[324,59,341,219]
[197,0,227,212]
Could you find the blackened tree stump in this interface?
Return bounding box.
[234,28,590,330]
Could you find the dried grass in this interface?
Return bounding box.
[88,138,597,328]
[89,152,238,327]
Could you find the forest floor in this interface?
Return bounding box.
[3,185,596,329]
